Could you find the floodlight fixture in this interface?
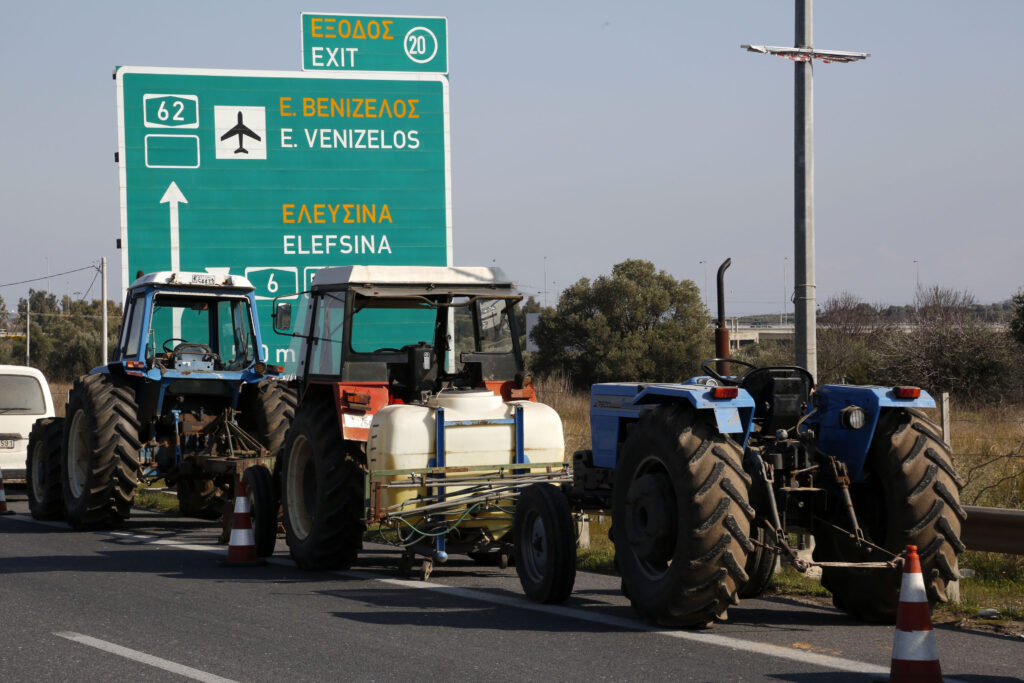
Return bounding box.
[741,45,869,64]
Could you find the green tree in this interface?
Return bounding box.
[530,260,711,389]
[874,286,1022,402]
[1010,290,1024,347]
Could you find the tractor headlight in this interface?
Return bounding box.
[839,405,866,430]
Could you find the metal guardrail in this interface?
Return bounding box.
[963,506,1024,555]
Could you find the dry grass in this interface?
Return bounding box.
[948,403,1024,508]
[535,374,592,456]
[50,380,71,418]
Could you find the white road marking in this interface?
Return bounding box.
[10,515,968,680]
[54,631,237,683]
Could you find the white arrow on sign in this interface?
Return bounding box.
[160,181,188,340]
[160,181,188,272]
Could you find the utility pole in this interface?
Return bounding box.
[25,299,30,367]
[743,1,869,380]
[101,257,109,364]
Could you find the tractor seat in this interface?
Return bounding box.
[739,366,814,434]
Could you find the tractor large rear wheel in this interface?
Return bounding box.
[62,374,141,529]
[815,408,966,623]
[738,525,778,599]
[240,380,298,458]
[613,404,754,627]
[27,418,65,520]
[281,398,364,570]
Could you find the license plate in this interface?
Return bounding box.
[0,439,14,449]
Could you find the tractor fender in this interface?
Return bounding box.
[588,382,755,469]
[810,384,936,482]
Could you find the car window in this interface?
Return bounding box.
[0,375,45,414]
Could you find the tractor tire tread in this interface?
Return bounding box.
[62,374,141,530]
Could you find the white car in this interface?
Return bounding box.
[0,366,55,482]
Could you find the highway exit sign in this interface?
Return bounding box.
[115,66,452,368]
[302,13,448,74]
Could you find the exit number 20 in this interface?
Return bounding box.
[143,94,199,129]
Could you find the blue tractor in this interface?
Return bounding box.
[26,272,296,554]
[514,339,964,626]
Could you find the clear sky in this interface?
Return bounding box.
[1,1,1022,317]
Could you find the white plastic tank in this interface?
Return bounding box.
[366,389,565,516]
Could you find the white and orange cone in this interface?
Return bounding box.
[890,544,942,683]
[219,479,266,567]
[0,467,14,515]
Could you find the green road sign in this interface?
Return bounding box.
[116,66,452,369]
[301,13,448,74]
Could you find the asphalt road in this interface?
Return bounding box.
[1,488,1020,682]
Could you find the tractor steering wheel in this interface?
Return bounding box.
[700,358,758,385]
[162,338,190,353]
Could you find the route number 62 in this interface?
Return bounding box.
[143,94,200,129]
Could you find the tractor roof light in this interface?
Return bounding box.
[710,386,739,400]
[839,405,866,430]
[893,386,921,399]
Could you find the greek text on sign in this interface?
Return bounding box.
[116,67,452,370]
[301,13,448,74]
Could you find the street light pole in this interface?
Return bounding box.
[699,260,709,310]
[782,256,789,325]
[742,0,869,381]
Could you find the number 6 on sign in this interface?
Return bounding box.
[244,267,298,300]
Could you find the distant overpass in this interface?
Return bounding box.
[724,320,1008,351]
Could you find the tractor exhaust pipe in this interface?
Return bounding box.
[715,259,731,375]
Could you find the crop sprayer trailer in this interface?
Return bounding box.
[26,271,297,555]
[273,266,570,580]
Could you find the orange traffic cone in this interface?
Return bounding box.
[890,545,942,682]
[219,479,266,567]
[0,467,14,515]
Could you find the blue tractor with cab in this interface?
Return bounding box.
[26,271,296,555]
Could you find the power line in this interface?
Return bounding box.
[0,264,97,289]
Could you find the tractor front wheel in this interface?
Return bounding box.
[281,399,364,570]
[613,404,754,628]
[815,408,966,623]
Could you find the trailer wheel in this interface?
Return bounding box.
[514,484,576,603]
[243,465,277,557]
[738,526,778,599]
[62,374,141,530]
[27,418,65,520]
[613,403,754,627]
[815,408,966,623]
[281,398,364,570]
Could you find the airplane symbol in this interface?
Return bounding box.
[220,111,261,154]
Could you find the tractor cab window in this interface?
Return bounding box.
[309,292,346,375]
[450,297,521,380]
[349,297,435,354]
[216,299,257,370]
[474,299,514,353]
[147,294,256,369]
[123,293,147,358]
